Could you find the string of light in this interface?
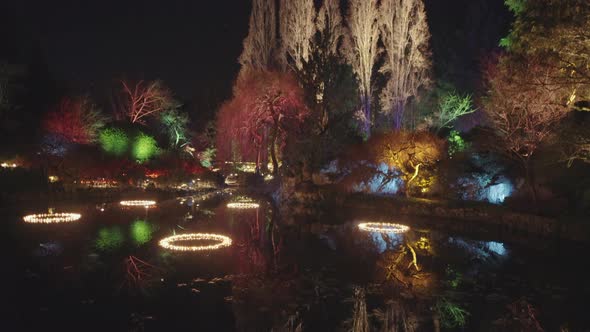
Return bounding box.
[23,213,81,224]
[226,202,259,209]
[159,233,232,251]
[120,200,156,207]
[358,222,410,234]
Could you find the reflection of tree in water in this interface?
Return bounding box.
[373,300,417,332]
[120,255,161,293]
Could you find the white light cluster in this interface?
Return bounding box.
[120,200,156,207]
[226,202,259,209]
[159,233,232,252]
[23,213,81,224]
[358,222,410,234]
[1,162,18,168]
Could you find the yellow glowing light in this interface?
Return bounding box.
[1,162,18,168]
[23,212,81,224]
[120,200,156,207]
[226,202,259,209]
[48,175,59,183]
[159,233,232,252]
[358,222,410,234]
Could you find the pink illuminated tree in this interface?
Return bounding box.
[216,71,309,174]
[121,80,178,124]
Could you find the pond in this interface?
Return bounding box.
[7,190,590,331]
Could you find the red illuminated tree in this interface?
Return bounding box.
[216,71,309,174]
[44,96,107,144]
[483,56,570,203]
[121,80,178,124]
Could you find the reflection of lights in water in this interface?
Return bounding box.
[96,227,125,251]
[159,233,232,251]
[130,220,155,246]
[120,200,156,207]
[486,241,507,256]
[227,202,259,209]
[358,222,410,234]
[369,232,403,253]
[448,237,508,258]
[23,213,81,224]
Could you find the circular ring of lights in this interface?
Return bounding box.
[226,202,259,209]
[358,222,410,234]
[23,213,81,224]
[120,200,156,207]
[159,233,232,252]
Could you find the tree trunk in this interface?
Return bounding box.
[524,160,538,209]
[405,163,421,198]
[270,128,279,175]
[255,146,261,175]
[393,100,404,130]
[361,93,371,139]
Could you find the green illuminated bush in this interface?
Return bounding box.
[132,132,159,163]
[99,128,129,156]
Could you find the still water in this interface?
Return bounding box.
[7,190,590,331]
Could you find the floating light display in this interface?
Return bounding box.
[23,212,81,224]
[120,200,156,207]
[226,202,259,209]
[159,233,232,252]
[358,222,410,234]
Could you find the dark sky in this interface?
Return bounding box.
[2,0,251,107]
[1,0,509,112]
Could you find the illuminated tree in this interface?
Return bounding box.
[433,91,476,132]
[216,71,308,174]
[501,0,590,111]
[379,0,432,129]
[278,0,316,71]
[160,109,190,147]
[370,130,445,197]
[343,0,381,136]
[121,80,178,124]
[44,96,107,144]
[316,0,344,57]
[238,0,277,76]
[483,56,570,203]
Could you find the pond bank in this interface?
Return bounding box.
[334,193,590,243]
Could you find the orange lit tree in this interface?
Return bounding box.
[369,130,445,196]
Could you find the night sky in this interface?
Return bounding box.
[1,0,510,119]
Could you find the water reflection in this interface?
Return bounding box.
[95,226,125,252]
[130,219,156,246]
[12,192,589,331]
